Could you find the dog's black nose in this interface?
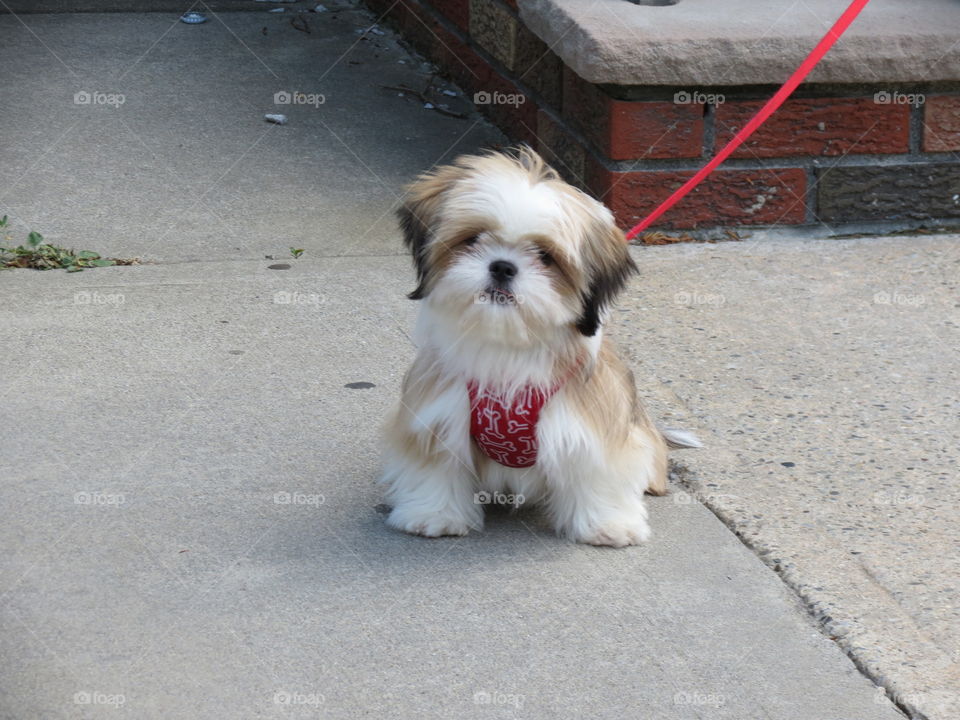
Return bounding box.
[488,260,517,284]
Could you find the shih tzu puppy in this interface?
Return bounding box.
[380,147,699,547]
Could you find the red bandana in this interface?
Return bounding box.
[467,382,559,468]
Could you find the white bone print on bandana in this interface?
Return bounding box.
[467,383,557,468]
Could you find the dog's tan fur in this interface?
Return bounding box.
[380,148,691,545]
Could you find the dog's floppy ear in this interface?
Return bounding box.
[575,220,637,336]
[396,197,433,301]
[396,163,466,300]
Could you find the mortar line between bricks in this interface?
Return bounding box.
[803,166,818,224]
[600,83,960,103]
[599,150,960,173]
[909,101,925,155]
[701,102,717,161]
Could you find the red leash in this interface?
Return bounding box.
[624,0,872,240]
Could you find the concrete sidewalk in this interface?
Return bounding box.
[619,234,960,720]
[0,258,904,720]
[0,3,953,719]
[0,3,499,263]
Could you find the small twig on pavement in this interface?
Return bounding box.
[381,83,468,119]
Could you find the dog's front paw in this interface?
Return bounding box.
[576,518,650,547]
[386,505,480,538]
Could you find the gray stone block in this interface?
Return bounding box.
[817,163,960,223]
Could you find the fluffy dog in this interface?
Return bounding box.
[380,148,699,546]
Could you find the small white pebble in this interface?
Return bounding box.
[313,3,327,10]
[441,89,457,97]
[265,113,288,125]
[268,7,285,12]
[423,102,434,109]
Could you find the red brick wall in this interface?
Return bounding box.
[714,98,910,158]
[364,0,960,235]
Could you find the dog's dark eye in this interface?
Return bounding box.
[538,250,554,266]
[462,235,479,247]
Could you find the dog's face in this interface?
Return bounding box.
[397,149,636,345]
